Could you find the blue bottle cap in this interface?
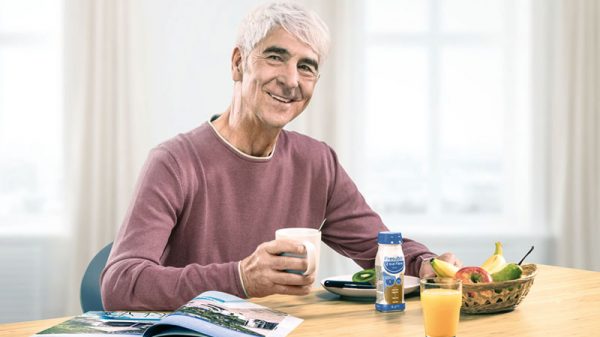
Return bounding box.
[378,231,403,244]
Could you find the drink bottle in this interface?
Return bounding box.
[375,231,405,312]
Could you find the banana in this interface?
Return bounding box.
[481,242,507,274]
[430,258,459,278]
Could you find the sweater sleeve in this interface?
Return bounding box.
[321,147,436,276]
[100,147,246,310]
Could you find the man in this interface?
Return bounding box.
[101,1,460,310]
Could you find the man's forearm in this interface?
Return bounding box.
[101,258,245,310]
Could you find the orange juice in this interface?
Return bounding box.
[421,288,462,337]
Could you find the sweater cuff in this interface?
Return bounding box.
[237,261,249,298]
[416,253,437,275]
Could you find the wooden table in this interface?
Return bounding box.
[1,264,599,336]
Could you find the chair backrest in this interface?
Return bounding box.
[80,242,113,312]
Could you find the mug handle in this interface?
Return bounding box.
[302,241,316,276]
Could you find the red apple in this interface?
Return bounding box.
[455,266,492,284]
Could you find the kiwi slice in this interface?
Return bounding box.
[352,268,376,284]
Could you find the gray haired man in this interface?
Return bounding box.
[101,1,460,310]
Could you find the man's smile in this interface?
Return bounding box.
[267,91,296,104]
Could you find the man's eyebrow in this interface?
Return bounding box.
[262,46,290,56]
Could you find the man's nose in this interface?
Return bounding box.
[277,62,300,89]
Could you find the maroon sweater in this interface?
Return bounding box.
[100,121,435,310]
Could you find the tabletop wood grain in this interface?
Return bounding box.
[1,264,599,337]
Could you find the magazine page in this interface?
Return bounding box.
[144,291,302,337]
[33,311,168,337]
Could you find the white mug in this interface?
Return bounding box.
[275,227,321,276]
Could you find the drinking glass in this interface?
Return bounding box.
[420,278,462,337]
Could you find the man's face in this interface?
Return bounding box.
[238,27,320,130]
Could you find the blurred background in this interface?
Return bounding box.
[1,0,598,323]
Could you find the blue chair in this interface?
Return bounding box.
[80,242,113,312]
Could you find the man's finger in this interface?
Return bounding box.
[263,239,306,256]
[270,254,309,271]
[271,271,314,286]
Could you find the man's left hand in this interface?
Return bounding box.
[418,252,462,278]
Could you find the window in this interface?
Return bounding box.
[0,0,64,233]
[359,0,532,233]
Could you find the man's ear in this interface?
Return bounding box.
[231,47,243,82]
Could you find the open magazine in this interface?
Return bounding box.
[33,291,303,337]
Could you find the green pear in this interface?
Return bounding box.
[491,263,523,282]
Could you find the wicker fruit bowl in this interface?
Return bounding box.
[461,264,537,314]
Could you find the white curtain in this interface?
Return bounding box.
[536,0,600,271]
[63,0,149,313]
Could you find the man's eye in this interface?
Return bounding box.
[266,54,283,62]
[299,64,316,74]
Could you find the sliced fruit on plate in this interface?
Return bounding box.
[352,268,376,284]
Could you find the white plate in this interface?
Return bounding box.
[320,274,420,298]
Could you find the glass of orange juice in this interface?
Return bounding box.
[420,278,462,337]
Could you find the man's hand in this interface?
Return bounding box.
[419,252,462,278]
[240,239,315,298]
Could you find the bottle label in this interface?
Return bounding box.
[376,253,405,312]
[383,256,405,274]
[376,302,406,312]
[382,272,404,306]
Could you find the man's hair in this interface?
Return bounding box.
[236,1,330,64]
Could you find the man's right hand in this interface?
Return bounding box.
[239,239,316,298]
